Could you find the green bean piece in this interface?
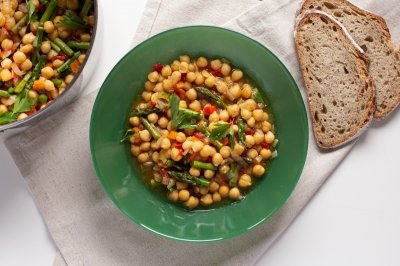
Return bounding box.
[11,14,28,34]
[140,117,160,140]
[39,0,58,24]
[14,72,32,94]
[192,161,217,171]
[168,171,210,187]
[32,26,44,64]
[38,94,48,104]
[67,41,90,50]
[0,90,10,98]
[54,38,74,57]
[56,52,80,74]
[227,163,239,187]
[48,39,61,53]
[80,0,94,19]
[229,126,235,149]
[25,55,46,91]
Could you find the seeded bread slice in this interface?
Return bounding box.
[299,0,400,120]
[295,11,375,149]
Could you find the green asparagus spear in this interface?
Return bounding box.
[14,72,32,94]
[48,39,61,53]
[192,161,217,171]
[168,171,210,187]
[67,41,90,50]
[238,118,245,145]
[32,26,44,64]
[201,128,223,150]
[80,0,94,19]
[227,163,239,187]
[140,117,160,140]
[0,90,10,98]
[25,55,46,91]
[39,0,58,24]
[194,86,227,108]
[56,52,80,74]
[54,38,74,57]
[11,14,28,34]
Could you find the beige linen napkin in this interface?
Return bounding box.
[6,0,400,265]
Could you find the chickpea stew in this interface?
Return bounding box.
[123,55,278,210]
[0,0,94,125]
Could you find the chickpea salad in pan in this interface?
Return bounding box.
[0,0,94,125]
[122,55,278,210]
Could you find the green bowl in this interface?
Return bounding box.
[90,26,308,242]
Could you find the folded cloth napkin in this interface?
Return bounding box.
[6,0,400,265]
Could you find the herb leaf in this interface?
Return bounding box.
[252,87,266,108]
[120,129,134,142]
[0,112,17,125]
[238,118,245,145]
[27,0,36,22]
[59,10,87,29]
[209,122,230,141]
[170,93,201,129]
[12,94,34,114]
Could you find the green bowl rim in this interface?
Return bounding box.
[89,25,309,242]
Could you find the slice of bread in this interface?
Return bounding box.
[295,11,375,149]
[299,0,400,120]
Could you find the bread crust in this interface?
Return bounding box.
[299,0,400,120]
[295,11,375,149]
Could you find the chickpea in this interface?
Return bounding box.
[148,71,159,82]
[241,84,253,99]
[22,32,35,44]
[140,142,151,152]
[265,131,275,144]
[249,109,262,122]
[194,73,204,85]
[204,76,215,88]
[221,63,231,76]
[219,146,231,159]
[179,61,189,73]
[157,116,168,128]
[234,143,245,155]
[212,153,224,166]
[80,33,91,42]
[189,100,201,112]
[247,148,258,159]
[231,69,243,81]
[1,58,12,69]
[160,137,171,149]
[219,110,229,122]
[171,147,182,161]
[171,71,181,84]
[208,112,219,122]
[228,84,242,100]
[239,174,252,188]
[200,144,213,158]
[13,51,26,64]
[1,39,13,50]
[43,21,55,33]
[179,100,187,108]
[137,152,150,163]
[147,113,158,124]
[200,194,213,206]
[245,135,255,148]
[186,88,197,101]
[215,81,228,95]
[20,59,33,71]
[219,165,230,175]
[168,190,179,202]
[185,196,199,209]
[159,149,171,161]
[212,192,222,203]
[65,74,74,85]
[151,151,159,162]
[150,140,160,150]
[219,185,230,198]
[5,17,16,31]
[205,170,216,180]
[250,165,266,179]
[209,181,219,192]
[161,65,172,77]
[254,131,265,144]
[178,189,190,202]
[262,121,272,132]
[162,79,173,90]
[196,57,208,68]
[176,182,188,190]
[0,105,8,115]
[188,167,200,177]
[227,104,239,117]
[191,140,203,152]
[260,149,272,159]
[0,69,12,82]
[247,117,256,127]
[170,60,180,71]
[182,140,193,151]
[210,59,222,70]
[41,66,55,79]
[199,186,209,195]
[66,0,79,10]
[53,59,64,68]
[17,113,28,121]
[240,108,252,120]
[176,132,186,143]
[129,116,140,126]
[139,129,151,142]
[186,72,196,82]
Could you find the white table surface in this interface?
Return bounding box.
[1,1,399,266]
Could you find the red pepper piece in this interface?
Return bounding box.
[260,142,271,149]
[152,63,164,73]
[203,104,217,116]
[245,128,256,135]
[180,73,187,82]
[194,132,205,140]
[54,54,68,61]
[211,68,223,77]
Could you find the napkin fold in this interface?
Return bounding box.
[6,0,399,265]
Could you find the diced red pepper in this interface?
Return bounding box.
[180,73,187,82]
[245,128,256,135]
[211,68,223,77]
[193,132,205,140]
[203,104,217,116]
[151,101,157,107]
[54,54,68,61]
[160,168,169,178]
[26,108,37,116]
[260,142,271,149]
[173,84,186,99]
[152,63,164,73]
